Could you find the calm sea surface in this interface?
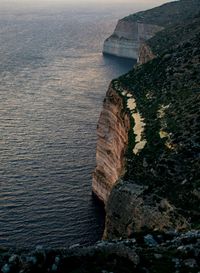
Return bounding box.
[0,3,136,249]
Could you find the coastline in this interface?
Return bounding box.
[1,0,200,271]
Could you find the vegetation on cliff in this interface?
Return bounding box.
[123,0,200,27]
[147,14,200,56]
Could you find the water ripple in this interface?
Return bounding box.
[0,5,135,249]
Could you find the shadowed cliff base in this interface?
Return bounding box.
[102,53,136,66]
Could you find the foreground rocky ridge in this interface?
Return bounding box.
[103,0,200,59]
[1,231,200,273]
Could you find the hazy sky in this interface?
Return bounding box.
[0,0,174,15]
[0,0,173,6]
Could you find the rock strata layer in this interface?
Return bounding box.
[92,86,130,203]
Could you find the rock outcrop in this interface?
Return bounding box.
[92,86,130,203]
[103,20,162,59]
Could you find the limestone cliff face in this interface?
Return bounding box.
[92,85,130,204]
[103,20,162,59]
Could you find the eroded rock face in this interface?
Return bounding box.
[138,42,156,64]
[103,20,162,59]
[92,86,130,203]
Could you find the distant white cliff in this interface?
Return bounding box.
[103,19,163,60]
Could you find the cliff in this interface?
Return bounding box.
[96,1,200,240]
[103,0,200,59]
[103,21,162,59]
[103,15,200,238]
[92,86,130,203]
[92,2,200,269]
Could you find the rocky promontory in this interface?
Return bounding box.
[103,0,200,59]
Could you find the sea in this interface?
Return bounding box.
[0,1,163,249]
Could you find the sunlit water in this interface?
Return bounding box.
[0,4,136,249]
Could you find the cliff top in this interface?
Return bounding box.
[123,0,200,27]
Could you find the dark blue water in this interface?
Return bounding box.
[0,3,136,249]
